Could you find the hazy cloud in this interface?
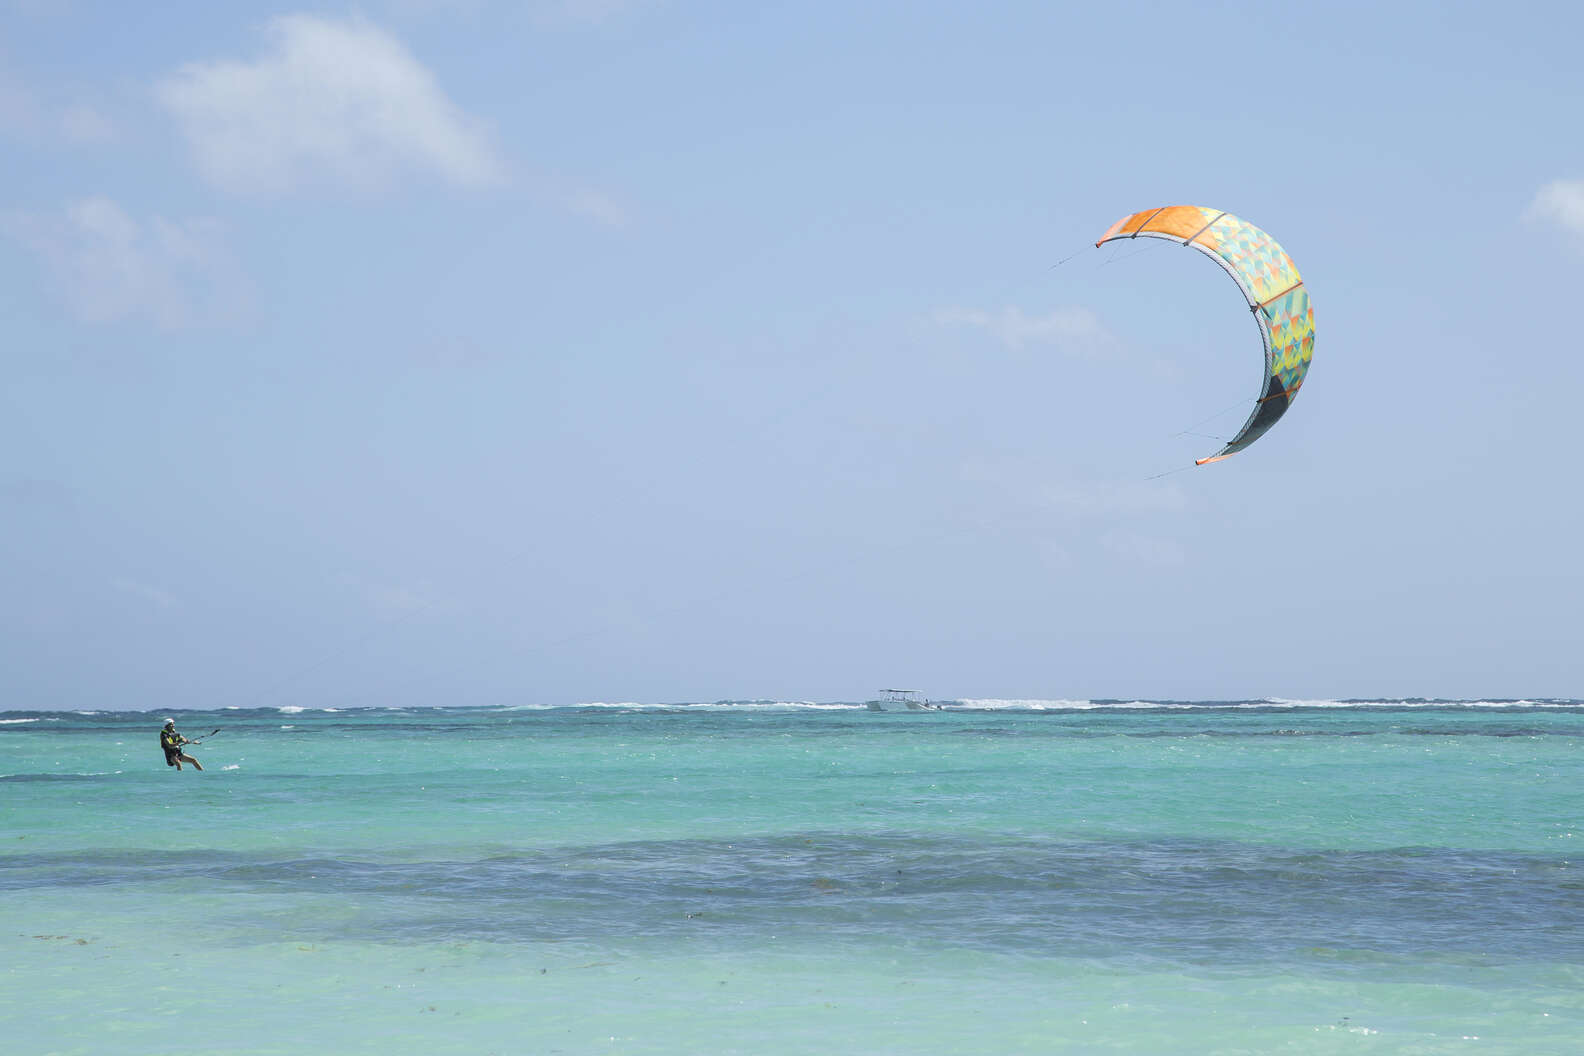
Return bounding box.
[1037,479,1187,519]
[2,196,250,329]
[385,0,653,24]
[956,464,1192,571]
[369,584,435,621]
[388,0,653,23]
[409,335,504,369]
[1099,528,1186,567]
[384,0,489,15]
[1,477,77,516]
[0,61,112,143]
[538,0,650,23]
[112,577,179,610]
[59,102,114,143]
[4,0,76,18]
[1046,480,1190,568]
[156,13,505,195]
[965,474,1189,533]
[0,63,35,134]
[1527,179,1584,242]
[934,305,1116,354]
[566,187,629,228]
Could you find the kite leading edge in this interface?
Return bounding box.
[1096,206,1314,465]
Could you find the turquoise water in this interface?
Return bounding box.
[4,701,1583,1054]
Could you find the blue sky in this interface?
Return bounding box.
[4,0,1582,709]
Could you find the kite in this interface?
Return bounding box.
[1096,207,1314,465]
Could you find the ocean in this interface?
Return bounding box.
[4,700,1582,1054]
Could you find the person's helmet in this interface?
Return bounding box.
[164,719,175,727]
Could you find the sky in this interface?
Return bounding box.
[3,0,1582,709]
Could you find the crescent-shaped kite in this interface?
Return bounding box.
[1097,207,1314,465]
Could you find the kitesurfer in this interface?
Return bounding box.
[160,719,203,771]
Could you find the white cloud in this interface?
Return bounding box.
[1526,179,1584,242]
[156,13,505,195]
[934,305,1116,354]
[3,196,249,329]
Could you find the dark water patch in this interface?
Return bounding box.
[7,835,1581,964]
[1125,726,1576,739]
[947,724,1580,741]
[1080,699,1584,709]
[0,772,123,783]
[0,849,258,889]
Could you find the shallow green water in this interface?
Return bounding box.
[4,702,1583,1054]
